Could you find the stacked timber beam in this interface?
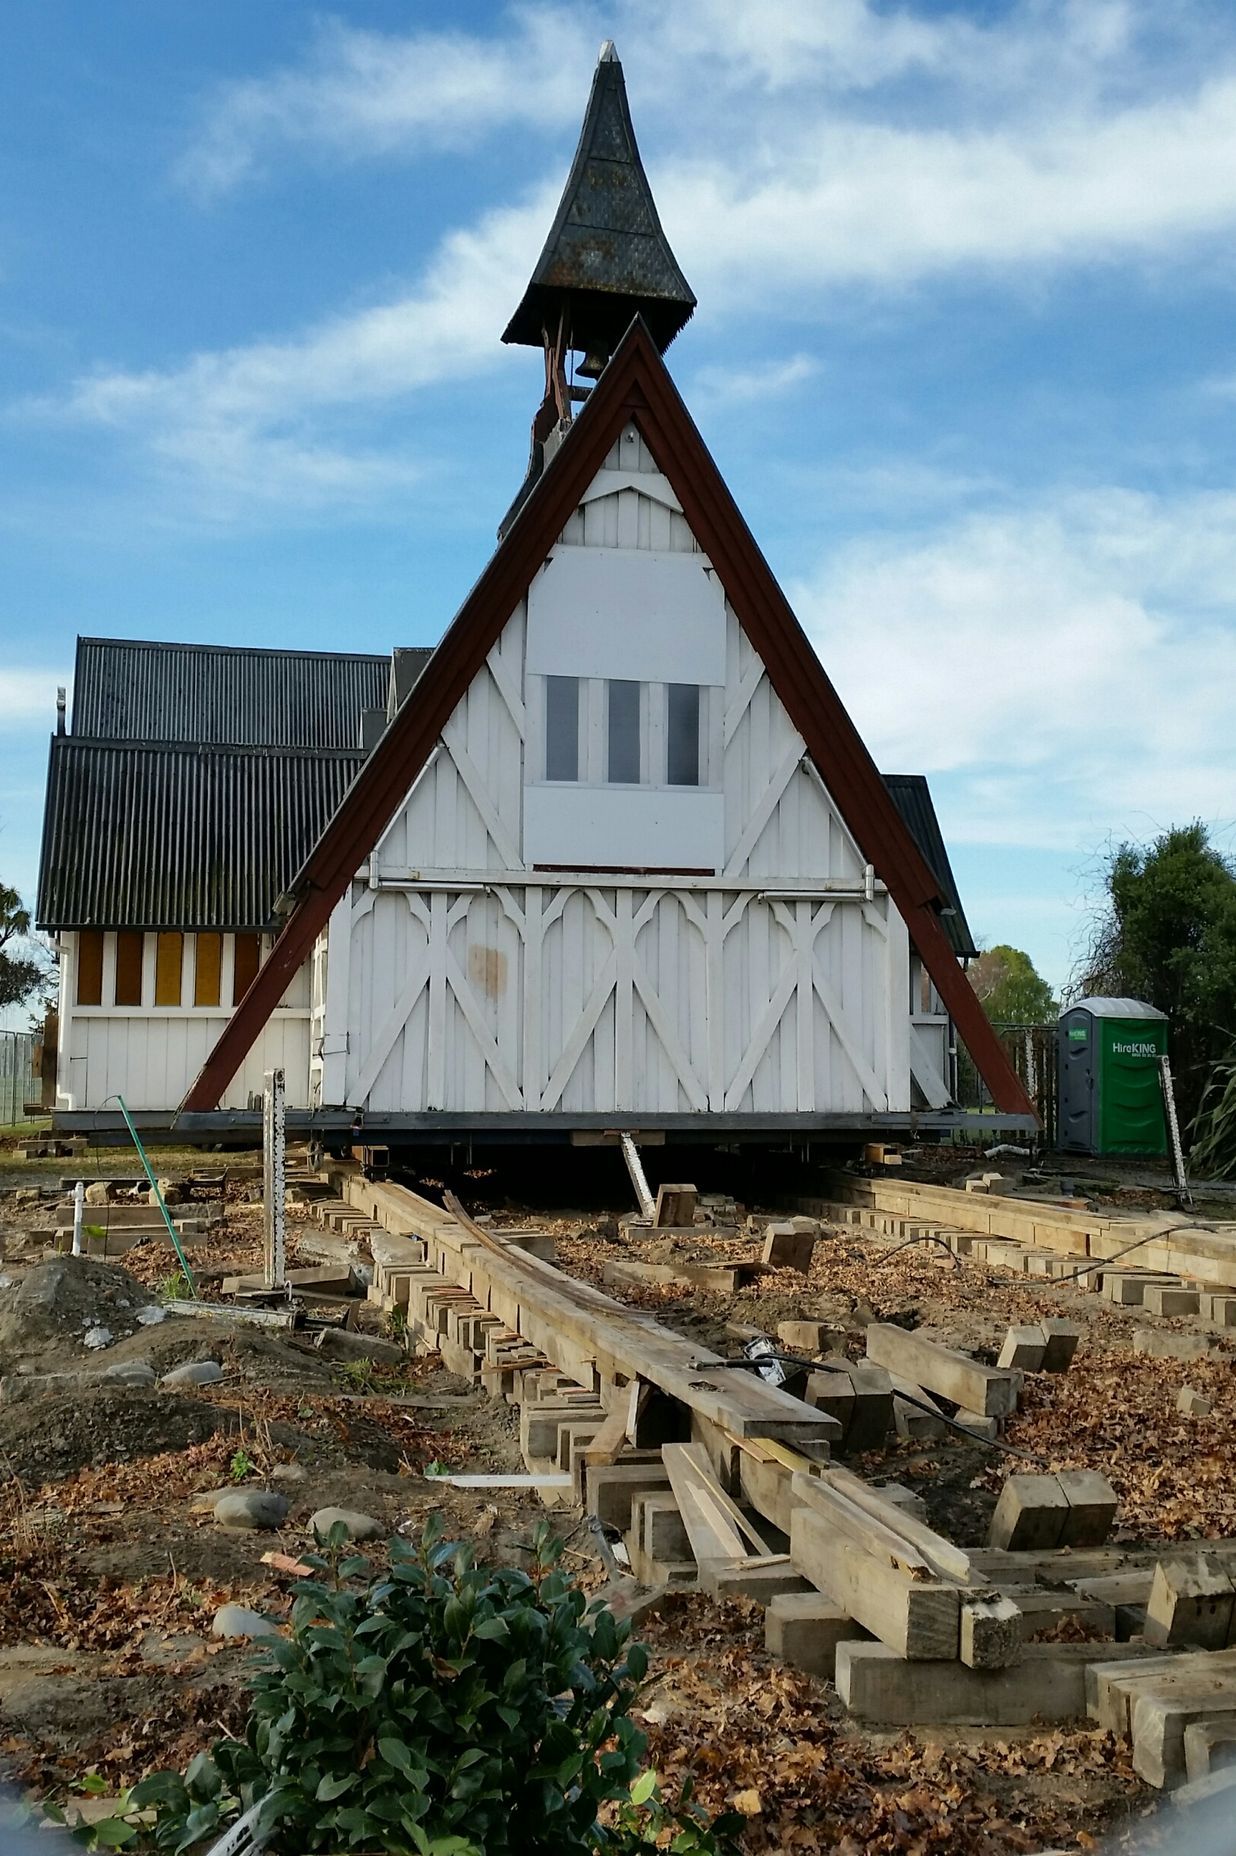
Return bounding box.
[804,1171,1236,1296]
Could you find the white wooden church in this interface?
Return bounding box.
[38,45,1032,1142]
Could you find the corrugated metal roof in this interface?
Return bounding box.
[882,774,978,960]
[502,44,695,355]
[72,637,390,749]
[37,738,365,930]
[388,646,435,721]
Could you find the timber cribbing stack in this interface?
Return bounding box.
[319,1167,1236,1763]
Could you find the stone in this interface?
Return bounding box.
[160,1359,223,1387]
[212,1489,289,1531]
[1039,1319,1082,1371]
[271,1461,307,1482]
[1178,1385,1213,1417]
[761,1224,816,1273]
[82,1326,113,1350]
[313,1327,406,1365]
[103,1360,156,1386]
[309,1506,382,1543]
[136,1305,168,1325]
[84,1182,114,1207]
[997,1326,1047,1372]
[211,1603,278,1640]
[150,1179,184,1206]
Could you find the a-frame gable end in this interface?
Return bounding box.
[183,319,1033,1118]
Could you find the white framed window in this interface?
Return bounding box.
[540,676,711,789]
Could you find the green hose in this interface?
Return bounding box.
[111,1094,199,1298]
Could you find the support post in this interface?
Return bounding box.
[71,1180,85,1257]
[263,1066,287,1290]
[619,1132,655,1222]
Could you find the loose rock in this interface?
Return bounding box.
[212,1489,289,1531]
[160,1359,222,1387]
[82,1326,113,1350]
[104,1360,156,1386]
[309,1506,382,1542]
[211,1603,278,1641]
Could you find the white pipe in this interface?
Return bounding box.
[71,1180,85,1257]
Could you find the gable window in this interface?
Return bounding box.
[545,675,580,781]
[667,683,701,786]
[607,679,641,783]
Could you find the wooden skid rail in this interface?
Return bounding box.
[348,1169,1027,1670]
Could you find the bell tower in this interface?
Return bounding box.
[499,41,695,530]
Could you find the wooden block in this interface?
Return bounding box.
[1133,1328,1213,1361]
[960,1595,1024,1670]
[1037,1318,1081,1371]
[954,1408,999,1442]
[1146,1556,1236,1650]
[764,1593,871,1679]
[584,1461,671,1530]
[634,1490,692,1563]
[761,1224,817,1273]
[1178,1385,1213,1417]
[1000,1586,1117,1640]
[865,1324,1021,1418]
[803,1368,856,1432]
[820,1357,892,1453]
[998,1326,1047,1372]
[989,1475,1069,1551]
[789,1506,961,1661]
[777,1320,836,1357]
[1086,1650,1236,1736]
[1105,1271,1175,1306]
[1057,1470,1118,1548]
[1143,1284,1201,1318]
[1173,1764,1236,1809]
[1133,1684,1236,1790]
[699,1555,812,1603]
[877,1481,928,1522]
[837,1640,1146,1726]
[893,1390,947,1442]
[654,1184,698,1228]
[1201,1294,1236,1327]
[1184,1713,1236,1783]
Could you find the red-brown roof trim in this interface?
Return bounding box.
[183,319,1034,1118]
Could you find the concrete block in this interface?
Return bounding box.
[1056,1470,1118,1548]
[1143,1284,1201,1318]
[1134,1329,1213,1361]
[1145,1556,1236,1650]
[764,1592,870,1679]
[1039,1319,1082,1371]
[761,1224,817,1273]
[1178,1385,1213,1416]
[837,1640,1145,1726]
[998,1326,1047,1372]
[989,1475,1069,1551]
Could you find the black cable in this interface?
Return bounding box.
[873,1232,963,1270]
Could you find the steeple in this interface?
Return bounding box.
[502,42,695,372]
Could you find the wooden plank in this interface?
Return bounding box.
[662,1443,747,1567]
[792,1469,977,1585]
[864,1324,1021,1418]
[663,1441,775,1555]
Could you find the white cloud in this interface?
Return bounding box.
[0,670,63,726]
[690,353,819,408]
[178,9,595,197]
[795,490,1236,852]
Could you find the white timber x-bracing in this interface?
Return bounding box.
[310,424,944,1120]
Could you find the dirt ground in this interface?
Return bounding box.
[0,1143,1211,1851]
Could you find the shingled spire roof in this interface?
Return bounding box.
[502,41,695,358]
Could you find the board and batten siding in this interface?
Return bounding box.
[312,423,929,1119]
[57,929,312,1111]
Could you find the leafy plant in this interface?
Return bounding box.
[1189,1043,1236,1178]
[156,1270,189,1303]
[229,1448,254,1483]
[120,1518,737,1855]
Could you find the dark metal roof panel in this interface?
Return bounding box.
[882,774,977,960]
[37,738,365,931]
[387,646,435,721]
[502,44,695,354]
[72,637,390,749]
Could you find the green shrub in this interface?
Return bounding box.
[124,1518,737,1855]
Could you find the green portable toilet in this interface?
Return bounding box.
[1057,997,1168,1156]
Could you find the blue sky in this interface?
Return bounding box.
[4,0,1236,1000]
